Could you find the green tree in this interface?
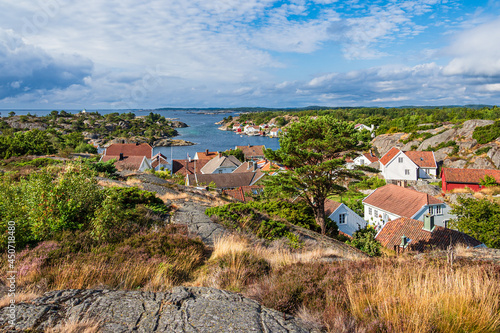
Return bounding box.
[450,197,500,248]
[479,175,497,187]
[263,116,369,234]
[221,148,245,162]
[347,226,382,256]
[8,111,15,117]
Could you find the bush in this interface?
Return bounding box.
[473,121,500,144]
[74,143,98,154]
[347,226,382,256]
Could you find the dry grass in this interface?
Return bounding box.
[480,186,500,196]
[125,177,142,186]
[451,187,474,194]
[0,292,40,308]
[97,180,126,188]
[44,319,100,333]
[346,260,500,333]
[158,192,189,201]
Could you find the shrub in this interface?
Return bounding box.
[473,120,500,144]
[74,143,98,154]
[346,226,382,256]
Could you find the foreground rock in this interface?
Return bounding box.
[0,287,318,333]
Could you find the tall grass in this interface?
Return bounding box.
[346,261,500,333]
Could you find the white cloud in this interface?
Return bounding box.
[443,17,500,76]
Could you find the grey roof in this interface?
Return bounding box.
[187,171,265,189]
[200,155,242,174]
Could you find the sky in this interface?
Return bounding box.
[1,0,500,109]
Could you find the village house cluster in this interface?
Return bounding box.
[100,139,489,253]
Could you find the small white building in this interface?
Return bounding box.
[352,152,379,168]
[379,148,437,182]
[362,184,454,231]
[325,199,367,237]
[269,128,282,138]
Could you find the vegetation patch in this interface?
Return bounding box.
[473,120,500,144]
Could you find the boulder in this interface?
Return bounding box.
[0,287,318,333]
[487,145,500,168]
[418,128,456,151]
[467,157,495,169]
[434,147,454,163]
[444,159,467,169]
[371,133,405,156]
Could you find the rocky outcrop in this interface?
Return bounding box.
[0,287,318,333]
[171,121,189,128]
[371,133,405,156]
[153,139,195,147]
[467,157,495,169]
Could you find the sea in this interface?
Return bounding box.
[0,109,280,160]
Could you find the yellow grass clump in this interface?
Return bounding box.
[0,292,40,308]
[346,261,500,333]
[44,319,100,333]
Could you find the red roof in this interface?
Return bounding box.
[222,186,264,202]
[324,199,342,216]
[404,151,436,168]
[379,147,400,166]
[195,151,218,160]
[105,143,152,159]
[376,217,482,252]
[236,145,266,159]
[363,184,443,218]
[102,155,146,171]
[172,159,210,175]
[361,152,379,163]
[441,168,500,184]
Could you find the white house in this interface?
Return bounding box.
[200,153,242,174]
[325,199,367,237]
[269,128,282,138]
[354,123,374,132]
[379,148,437,182]
[151,152,170,171]
[352,152,379,168]
[362,184,454,231]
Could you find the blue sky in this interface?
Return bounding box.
[1,0,500,109]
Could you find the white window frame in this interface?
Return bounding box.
[368,207,372,215]
[398,157,404,163]
[339,213,346,224]
[405,169,410,175]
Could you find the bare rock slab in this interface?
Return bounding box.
[0,287,318,332]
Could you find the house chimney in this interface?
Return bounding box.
[218,152,222,159]
[136,142,139,145]
[119,153,124,161]
[205,149,209,155]
[423,214,435,232]
[400,235,407,248]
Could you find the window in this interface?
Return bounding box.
[428,206,433,214]
[339,213,346,224]
[374,210,378,218]
[436,205,442,215]
[368,207,372,215]
[398,157,404,163]
[405,169,410,175]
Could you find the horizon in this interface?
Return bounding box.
[1,1,500,109]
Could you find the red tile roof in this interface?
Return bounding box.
[376,217,482,252]
[324,199,342,216]
[361,152,379,163]
[222,186,264,202]
[172,159,210,175]
[195,151,218,160]
[404,151,436,168]
[236,145,265,159]
[363,184,443,218]
[379,147,400,166]
[105,143,152,158]
[102,155,146,171]
[441,168,500,184]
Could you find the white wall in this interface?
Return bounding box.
[328,203,367,237]
[412,204,455,228]
[382,151,417,181]
[363,203,399,232]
